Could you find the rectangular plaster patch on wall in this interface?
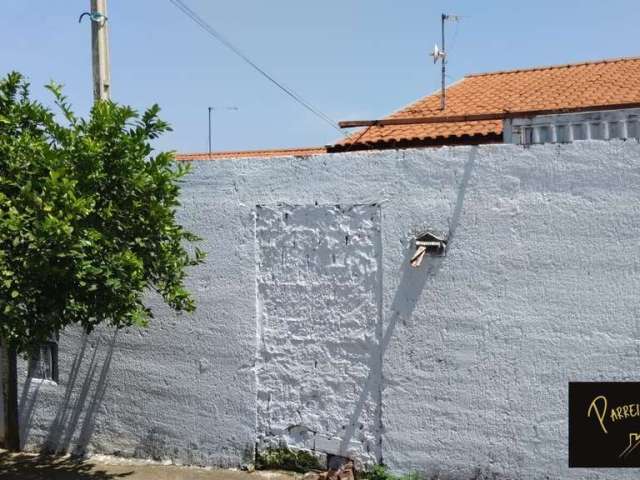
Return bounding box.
[255,204,382,464]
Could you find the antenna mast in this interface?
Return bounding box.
[440,13,446,110]
[431,14,459,111]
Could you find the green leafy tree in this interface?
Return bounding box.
[0,72,204,451]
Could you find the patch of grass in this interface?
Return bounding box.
[255,446,321,473]
[360,464,422,480]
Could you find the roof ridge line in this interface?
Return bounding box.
[178,146,325,157]
[465,55,640,78]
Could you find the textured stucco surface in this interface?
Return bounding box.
[3,140,640,479]
[12,169,260,467]
[255,204,382,463]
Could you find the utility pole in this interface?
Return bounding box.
[208,107,213,154]
[91,0,111,101]
[208,106,239,154]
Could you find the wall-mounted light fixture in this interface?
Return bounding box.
[410,231,447,268]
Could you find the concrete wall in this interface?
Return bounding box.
[4,140,640,479]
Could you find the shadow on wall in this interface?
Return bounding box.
[339,148,477,460]
[0,450,132,479]
[18,330,118,454]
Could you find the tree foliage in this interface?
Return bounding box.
[0,72,204,354]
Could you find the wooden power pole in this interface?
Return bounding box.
[91,0,111,101]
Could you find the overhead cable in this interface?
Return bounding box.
[168,0,342,133]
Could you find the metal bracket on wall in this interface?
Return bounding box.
[410,231,447,268]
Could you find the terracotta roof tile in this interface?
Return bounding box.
[176,146,327,161]
[336,56,640,149]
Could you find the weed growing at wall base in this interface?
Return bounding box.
[255,446,321,473]
[361,465,422,480]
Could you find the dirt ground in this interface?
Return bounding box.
[0,450,300,480]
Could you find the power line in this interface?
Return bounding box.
[168,0,342,133]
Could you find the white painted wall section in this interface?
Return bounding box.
[3,140,640,480]
[256,204,382,463]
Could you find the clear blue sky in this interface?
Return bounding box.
[3,1,640,153]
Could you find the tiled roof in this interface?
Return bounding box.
[334,56,640,150]
[176,146,327,161]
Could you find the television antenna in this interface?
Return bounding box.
[430,14,460,110]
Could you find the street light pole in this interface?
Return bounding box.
[208,106,238,155]
[208,107,213,154]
